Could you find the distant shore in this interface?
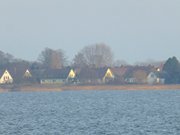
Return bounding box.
[1,84,180,92]
[61,84,180,91]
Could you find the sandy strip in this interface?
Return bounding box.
[1,84,180,92]
[61,85,180,91]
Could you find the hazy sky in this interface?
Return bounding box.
[0,0,180,64]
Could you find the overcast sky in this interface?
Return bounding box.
[0,0,180,64]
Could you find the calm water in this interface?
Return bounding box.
[0,90,180,135]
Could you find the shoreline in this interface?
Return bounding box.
[1,84,180,92]
[61,84,180,91]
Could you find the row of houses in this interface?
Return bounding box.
[0,66,165,85]
[0,69,32,84]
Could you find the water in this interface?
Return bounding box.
[0,90,180,135]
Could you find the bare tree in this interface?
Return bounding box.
[74,43,113,68]
[73,52,87,68]
[38,48,66,69]
[0,50,15,67]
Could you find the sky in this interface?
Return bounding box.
[0,0,180,64]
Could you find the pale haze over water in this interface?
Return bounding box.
[0,0,180,64]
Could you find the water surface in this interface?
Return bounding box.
[0,90,180,135]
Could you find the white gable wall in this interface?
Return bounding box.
[0,70,13,84]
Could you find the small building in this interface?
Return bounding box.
[0,66,34,84]
[147,72,157,85]
[21,69,35,84]
[23,69,32,78]
[67,69,76,82]
[40,68,76,85]
[102,68,115,83]
[112,67,127,82]
[0,70,13,84]
[10,68,34,84]
[77,67,114,84]
[147,72,165,85]
[123,65,154,84]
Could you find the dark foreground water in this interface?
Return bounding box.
[0,90,180,135]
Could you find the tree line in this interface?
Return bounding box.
[0,43,114,69]
[0,44,180,84]
[39,43,114,69]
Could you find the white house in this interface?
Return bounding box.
[0,70,13,84]
[147,72,165,85]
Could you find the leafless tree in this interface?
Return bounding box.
[74,43,114,68]
[38,48,66,69]
[0,50,15,67]
[73,52,87,68]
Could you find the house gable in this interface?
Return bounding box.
[147,72,159,85]
[40,68,77,84]
[23,69,32,78]
[0,70,13,84]
[147,72,165,85]
[67,69,76,79]
[103,68,114,82]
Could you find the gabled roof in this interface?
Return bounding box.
[68,69,76,78]
[0,68,16,78]
[124,65,155,78]
[111,66,129,77]
[0,69,13,84]
[77,67,109,80]
[0,66,32,82]
[148,71,165,78]
[0,69,13,77]
[42,67,73,79]
[23,69,32,78]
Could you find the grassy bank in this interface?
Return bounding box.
[1,84,180,92]
[61,84,180,91]
[18,84,63,92]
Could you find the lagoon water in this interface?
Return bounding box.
[0,90,180,135]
